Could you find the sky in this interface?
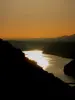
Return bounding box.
[0,0,75,39]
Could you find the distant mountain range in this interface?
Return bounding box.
[53,34,75,42]
[7,34,75,59]
[7,34,75,42]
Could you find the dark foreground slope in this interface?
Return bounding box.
[0,39,75,98]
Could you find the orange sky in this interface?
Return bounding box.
[0,0,75,39]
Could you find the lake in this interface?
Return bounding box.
[23,50,75,84]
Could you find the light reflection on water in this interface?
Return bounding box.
[23,50,51,70]
[23,50,75,83]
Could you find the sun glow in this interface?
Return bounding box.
[23,50,49,70]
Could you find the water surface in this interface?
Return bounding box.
[23,50,75,83]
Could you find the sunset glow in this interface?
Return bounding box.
[0,0,75,39]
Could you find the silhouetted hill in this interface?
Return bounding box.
[64,60,75,78]
[44,34,75,58]
[54,34,75,42]
[44,41,75,59]
[0,39,75,97]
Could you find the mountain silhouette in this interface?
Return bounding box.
[43,34,75,59]
[64,60,75,78]
[54,34,75,42]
